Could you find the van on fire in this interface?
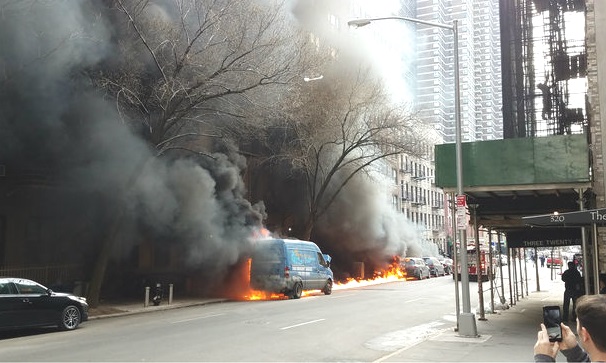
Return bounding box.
[249,238,333,299]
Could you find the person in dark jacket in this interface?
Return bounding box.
[534,294,606,362]
[561,261,583,321]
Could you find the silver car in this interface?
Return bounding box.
[401,257,431,280]
[423,257,447,277]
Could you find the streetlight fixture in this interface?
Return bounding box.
[303,75,324,82]
[348,16,477,337]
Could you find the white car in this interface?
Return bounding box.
[498,254,508,266]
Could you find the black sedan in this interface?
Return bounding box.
[0,277,88,331]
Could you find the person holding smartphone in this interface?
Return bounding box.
[534,294,606,362]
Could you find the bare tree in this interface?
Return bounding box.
[85,0,313,307]
[258,66,429,240]
[92,0,311,154]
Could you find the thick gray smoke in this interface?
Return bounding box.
[0,1,264,291]
[288,0,440,278]
[2,0,441,294]
[314,170,438,279]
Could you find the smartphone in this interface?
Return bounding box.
[543,305,563,342]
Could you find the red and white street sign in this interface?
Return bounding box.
[456,194,467,208]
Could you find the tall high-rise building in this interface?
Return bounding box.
[414,0,503,143]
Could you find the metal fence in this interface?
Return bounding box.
[0,264,84,289]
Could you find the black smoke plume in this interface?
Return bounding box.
[0,0,264,295]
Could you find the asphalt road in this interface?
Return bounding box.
[0,275,480,362]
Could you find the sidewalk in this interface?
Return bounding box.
[87,297,228,320]
[385,264,570,362]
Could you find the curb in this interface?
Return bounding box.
[88,299,229,320]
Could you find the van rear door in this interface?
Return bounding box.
[250,241,285,291]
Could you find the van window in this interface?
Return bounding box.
[317,252,328,267]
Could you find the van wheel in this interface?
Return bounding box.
[323,280,332,295]
[290,282,303,299]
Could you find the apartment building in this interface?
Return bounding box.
[415,0,503,142]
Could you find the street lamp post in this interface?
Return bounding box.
[348,16,477,337]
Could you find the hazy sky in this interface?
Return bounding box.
[349,0,415,104]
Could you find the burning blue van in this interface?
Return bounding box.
[249,238,333,299]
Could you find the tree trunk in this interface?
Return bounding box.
[302,216,314,241]
[86,157,151,308]
[87,213,125,308]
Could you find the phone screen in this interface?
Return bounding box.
[543,306,562,342]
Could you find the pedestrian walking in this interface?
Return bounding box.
[561,261,583,321]
[534,294,606,362]
[540,255,546,267]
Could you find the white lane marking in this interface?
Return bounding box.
[280,318,325,330]
[404,298,427,303]
[171,313,225,324]
[365,321,446,354]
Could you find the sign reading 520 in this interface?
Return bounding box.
[550,214,565,222]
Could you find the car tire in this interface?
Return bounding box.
[322,280,332,295]
[59,305,81,330]
[290,282,303,299]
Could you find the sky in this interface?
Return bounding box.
[350,0,416,104]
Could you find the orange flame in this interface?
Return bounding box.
[334,256,409,290]
[250,227,271,240]
[241,256,411,300]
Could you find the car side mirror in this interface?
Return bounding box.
[46,288,53,296]
[323,254,332,267]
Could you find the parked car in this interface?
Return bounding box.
[401,257,430,280]
[249,238,333,299]
[0,277,88,331]
[423,257,447,277]
[546,256,563,268]
[442,258,454,274]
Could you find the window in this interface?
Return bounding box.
[14,280,47,295]
[317,252,328,267]
[0,282,12,294]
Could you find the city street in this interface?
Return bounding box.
[0,261,568,362]
[0,275,468,362]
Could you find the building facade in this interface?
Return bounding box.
[415,0,503,142]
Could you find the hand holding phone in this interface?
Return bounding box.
[543,305,563,342]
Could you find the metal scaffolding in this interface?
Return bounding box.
[501,0,587,138]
